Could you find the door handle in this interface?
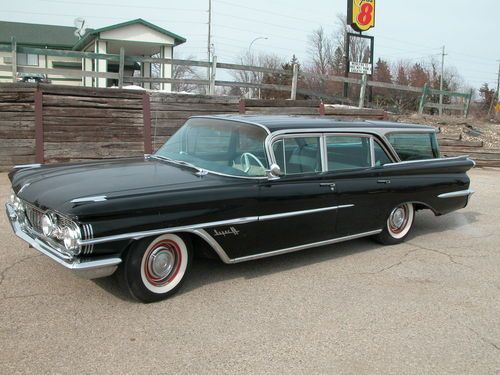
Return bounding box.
[377,179,391,184]
[320,182,336,191]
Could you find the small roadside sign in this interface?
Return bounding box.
[495,102,500,112]
[349,62,372,75]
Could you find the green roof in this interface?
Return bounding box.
[0,19,186,50]
[72,18,186,50]
[0,20,79,48]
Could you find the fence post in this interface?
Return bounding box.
[11,37,17,83]
[209,55,217,95]
[239,98,246,114]
[464,89,473,118]
[34,88,44,163]
[142,93,152,154]
[358,74,368,109]
[319,100,325,116]
[290,63,298,100]
[118,47,125,89]
[418,83,429,114]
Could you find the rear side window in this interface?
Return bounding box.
[326,135,371,171]
[386,132,439,161]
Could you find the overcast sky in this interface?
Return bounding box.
[3,0,499,91]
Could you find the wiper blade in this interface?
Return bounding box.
[149,155,208,176]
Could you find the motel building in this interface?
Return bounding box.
[0,19,186,91]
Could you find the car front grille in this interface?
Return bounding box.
[24,202,44,234]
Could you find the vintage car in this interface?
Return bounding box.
[6,115,475,302]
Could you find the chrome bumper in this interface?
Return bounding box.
[5,203,121,279]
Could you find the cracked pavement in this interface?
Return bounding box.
[0,169,499,374]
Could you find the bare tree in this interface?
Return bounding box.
[230,51,285,98]
[308,27,333,75]
[150,54,205,93]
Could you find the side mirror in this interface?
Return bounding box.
[266,163,283,179]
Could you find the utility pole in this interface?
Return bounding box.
[489,60,500,116]
[496,60,500,105]
[439,45,447,116]
[207,0,212,82]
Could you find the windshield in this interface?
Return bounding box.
[155,118,270,177]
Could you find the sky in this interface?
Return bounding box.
[2,0,499,91]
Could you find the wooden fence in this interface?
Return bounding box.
[0,83,387,171]
[0,38,472,115]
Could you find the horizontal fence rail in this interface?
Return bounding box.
[0,39,471,114]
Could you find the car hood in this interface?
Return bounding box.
[10,157,240,216]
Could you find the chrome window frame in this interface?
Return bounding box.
[265,130,397,175]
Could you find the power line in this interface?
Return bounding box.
[40,0,206,12]
[214,0,327,25]
[213,12,313,34]
[215,0,334,25]
[1,10,205,24]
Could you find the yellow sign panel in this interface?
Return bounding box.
[348,0,376,32]
[496,102,500,113]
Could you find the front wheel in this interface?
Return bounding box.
[118,233,192,303]
[374,203,415,245]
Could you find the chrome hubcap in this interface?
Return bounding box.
[390,207,406,229]
[148,247,175,279]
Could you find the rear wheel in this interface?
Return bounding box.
[375,203,415,245]
[119,234,192,303]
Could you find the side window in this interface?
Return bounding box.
[326,136,371,171]
[272,137,321,175]
[386,132,439,161]
[373,141,392,166]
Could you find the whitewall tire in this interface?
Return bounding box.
[119,233,192,303]
[375,203,415,245]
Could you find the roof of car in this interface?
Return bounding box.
[196,115,435,133]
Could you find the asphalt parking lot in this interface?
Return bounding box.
[0,169,499,374]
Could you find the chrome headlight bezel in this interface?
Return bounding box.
[62,223,82,254]
[40,210,82,256]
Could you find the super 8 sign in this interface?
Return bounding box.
[347,0,376,32]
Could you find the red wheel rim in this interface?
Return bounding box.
[388,205,409,235]
[143,239,182,287]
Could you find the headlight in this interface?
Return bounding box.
[10,191,23,212]
[62,224,82,254]
[41,214,56,237]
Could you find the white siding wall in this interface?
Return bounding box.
[100,24,175,45]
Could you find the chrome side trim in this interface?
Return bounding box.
[81,223,94,255]
[13,163,42,169]
[71,196,107,203]
[191,229,232,264]
[438,189,475,199]
[384,155,471,167]
[5,203,120,279]
[227,229,383,264]
[78,204,355,246]
[79,216,259,246]
[259,204,354,221]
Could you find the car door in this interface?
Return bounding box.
[321,133,398,237]
[235,135,342,258]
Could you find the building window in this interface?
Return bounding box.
[3,53,39,66]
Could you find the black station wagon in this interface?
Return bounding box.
[6,115,475,302]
